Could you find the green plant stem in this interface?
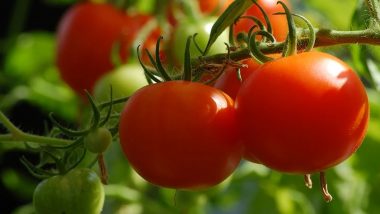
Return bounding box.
[192,28,380,66]
[0,111,72,146]
[366,0,380,24]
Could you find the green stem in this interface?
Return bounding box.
[0,111,72,146]
[366,0,380,24]
[192,28,380,66]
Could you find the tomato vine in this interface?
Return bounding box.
[0,0,380,212]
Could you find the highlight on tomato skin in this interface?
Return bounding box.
[118,81,243,190]
[235,51,369,174]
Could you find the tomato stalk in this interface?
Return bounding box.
[320,172,333,203]
[98,153,109,184]
[365,0,380,26]
[304,174,312,189]
[192,28,380,68]
[0,110,73,146]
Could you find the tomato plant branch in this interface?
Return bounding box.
[365,0,380,25]
[192,28,380,65]
[0,111,73,146]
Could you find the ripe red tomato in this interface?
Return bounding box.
[214,59,261,99]
[119,81,242,189]
[56,3,158,97]
[234,0,290,41]
[235,52,369,174]
[199,0,233,14]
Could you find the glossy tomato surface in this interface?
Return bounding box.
[235,52,369,174]
[56,3,157,96]
[234,0,290,41]
[119,81,242,189]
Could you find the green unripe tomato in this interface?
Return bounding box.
[93,63,148,112]
[33,168,105,214]
[170,17,229,66]
[84,127,113,153]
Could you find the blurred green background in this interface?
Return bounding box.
[1,0,380,213]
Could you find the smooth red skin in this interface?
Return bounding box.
[234,0,290,41]
[214,59,261,99]
[56,3,157,97]
[119,81,242,189]
[235,52,369,174]
[199,0,233,14]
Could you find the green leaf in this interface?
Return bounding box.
[204,0,253,55]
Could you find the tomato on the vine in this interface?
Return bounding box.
[235,51,369,173]
[56,3,158,97]
[84,127,113,154]
[214,58,261,99]
[119,81,242,189]
[234,0,290,41]
[33,168,104,214]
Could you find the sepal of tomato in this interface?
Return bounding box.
[233,0,290,41]
[166,0,233,26]
[235,52,369,173]
[119,81,242,189]
[169,17,229,67]
[33,168,104,214]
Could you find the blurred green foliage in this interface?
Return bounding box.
[1,0,380,213]
[1,32,80,121]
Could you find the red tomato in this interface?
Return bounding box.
[56,3,158,97]
[214,59,261,99]
[234,0,290,41]
[119,81,242,189]
[235,52,369,174]
[199,0,234,14]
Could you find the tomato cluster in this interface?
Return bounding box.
[54,0,369,196]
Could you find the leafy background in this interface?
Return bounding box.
[1,0,380,213]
